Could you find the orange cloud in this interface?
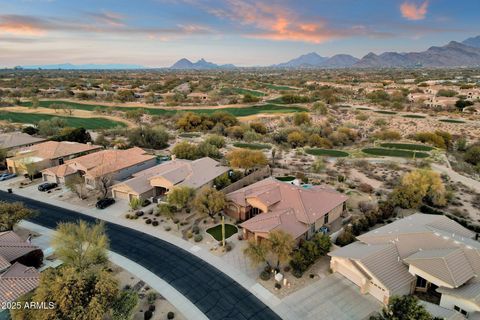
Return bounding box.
[0,15,46,36]
[400,1,429,20]
[209,0,346,43]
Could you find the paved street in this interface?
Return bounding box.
[0,191,280,320]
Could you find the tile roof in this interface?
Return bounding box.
[232,178,347,239]
[0,262,40,304]
[437,281,480,306]
[15,141,101,160]
[0,133,45,150]
[420,301,466,320]
[44,147,155,178]
[405,248,475,288]
[0,231,40,263]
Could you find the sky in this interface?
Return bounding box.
[0,0,479,67]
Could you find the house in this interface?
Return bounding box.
[111,157,229,202]
[42,147,157,190]
[329,213,480,317]
[225,178,347,242]
[0,231,43,305]
[187,92,209,101]
[0,132,46,155]
[424,96,458,109]
[6,141,102,175]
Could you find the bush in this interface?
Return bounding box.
[292,269,303,278]
[144,310,153,320]
[152,221,159,227]
[135,211,144,217]
[192,225,200,234]
[194,234,203,242]
[148,305,156,312]
[260,270,271,281]
[225,243,232,252]
[164,226,171,231]
[167,312,175,319]
[145,219,152,225]
[141,199,151,207]
[274,283,282,289]
[358,183,374,194]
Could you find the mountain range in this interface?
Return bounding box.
[21,63,146,70]
[169,58,236,70]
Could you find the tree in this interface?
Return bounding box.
[293,112,311,126]
[268,230,294,269]
[287,131,306,148]
[53,127,92,144]
[204,134,225,148]
[455,99,474,111]
[250,122,267,134]
[213,173,231,190]
[30,97,40,109]
[97,174,113,199]
[401,169,446,207]
[243,238,271,268]
[0,148,6,163]
[0,201,36,231]
[370,295,434,320]
[172,141,198,160]
[158,203,176,220]
[51,221,109,272]
[167,186,194,211]
[128,126,169,150]
[312,101,328,115]
[226,149,268,174]
[24,160,38,181]
[65,174,88,199]
[193,187,226,217]
[465,146,480,166]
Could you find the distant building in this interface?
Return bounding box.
[225,178,347,242]
[0,132,46,154]
[330,213,480,317]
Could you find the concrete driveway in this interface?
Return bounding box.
[281,274,382,320]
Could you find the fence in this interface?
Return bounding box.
[221,166,271,194]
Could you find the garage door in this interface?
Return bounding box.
[113,190,131,200]
[43,174,57,183]
[335,261,364,288]
[368,282,387,304]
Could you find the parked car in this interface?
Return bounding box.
[38,182,58,192]
[96,198,115,209]
[0,173,17,181]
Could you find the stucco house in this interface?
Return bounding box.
[111,157,229,202]
[6,141,102,175]
[0,132,46,154]
[330,213,480,318]
[42,147,156,190]
[225,178,347,242]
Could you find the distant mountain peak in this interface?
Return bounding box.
[170,58,236,70]
[463,35,480,48]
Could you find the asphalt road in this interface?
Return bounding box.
[0,191,281,320]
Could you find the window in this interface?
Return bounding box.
[58,158,64,165]
[454,306,468,316]
[416,276,427,288]
[324,213,329,224]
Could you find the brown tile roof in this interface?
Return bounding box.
[0,262,40,304]
[16,141,101,160]
[437,281,480,306]
[232,178,347,239]
[0,133,45,150]
[44,147,155,178]
[0,231,40,263]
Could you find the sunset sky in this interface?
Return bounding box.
[0,0,478,67]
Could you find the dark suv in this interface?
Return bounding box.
[96,198,115,209]
[38,182,58,192]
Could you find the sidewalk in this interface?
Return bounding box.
[4,183,295,320]
[19,221,208,320]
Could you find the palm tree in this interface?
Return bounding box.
[243,238,271,268]
[268,230,294,270]
[52,220,109,272]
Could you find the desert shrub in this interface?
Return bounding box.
[335,227,356,246]
[225,243,233,252]
[194,234,203,242]
[192,225,200,234]
[152,221,159,226]
[145,219,152,225]
[260,270,271,281]
[144,310,153,320]
[164,226,171,231]
[167,312,175,320]
[358,183,374,194]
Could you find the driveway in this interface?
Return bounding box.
[0,191,280,320]
[281,274,382,320]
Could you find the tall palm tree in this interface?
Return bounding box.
[268,230,294,270]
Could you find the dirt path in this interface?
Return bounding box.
[2,106,136,128]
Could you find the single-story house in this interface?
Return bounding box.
[0,132,46,155]
[330,213,480,317]
[0,231,43,305]
[111,157,229,201]
[42,147,157,190]
[225,178,348,242]
[6,141,102,175]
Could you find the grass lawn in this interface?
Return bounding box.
[0,112,125,129]
[206,224,238,241]
[305,148,349,157]
[179,132,201,138]
[20,100,306,117]
[402,114,426,119]
[439,119,466,123]
[362,148,429,158]
[374,110,397,115]
[380,143,434,151]
[233,142,272,150]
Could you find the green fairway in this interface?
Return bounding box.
[264,84,297,91]
[206,224,238,241]
[362,148,429,158]
[402,114,426,119]
[0,112,125,129]
[233,142,272,150]
[305,148,349,157]
[275,176,295,182]
[374,110,397,115]
[231,88,266,97]
[439,119,465,123]
[20,100,306,117]
[356,107,371,110]
[380,143,434,151]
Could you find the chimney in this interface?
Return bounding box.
[171,155,176,161]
